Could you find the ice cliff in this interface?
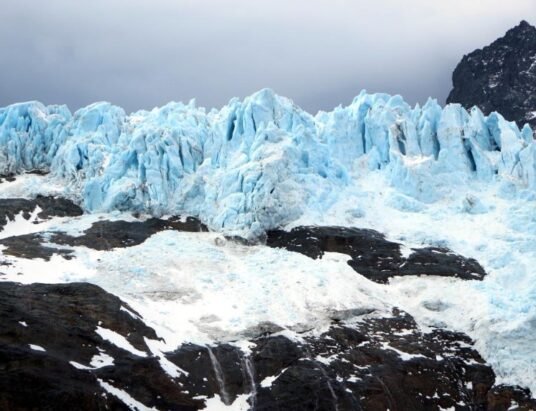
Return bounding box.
[1,89,535,236]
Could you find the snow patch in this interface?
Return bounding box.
[98,379,157,411]
[201,394,250,410]
[95,326,147,357]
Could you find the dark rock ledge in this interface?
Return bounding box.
[0,196,83,231]
[1,281,534,411]
[0,193,486,285]
[265,226,486,284]
[0,215,208,260]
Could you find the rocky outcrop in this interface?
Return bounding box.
[447,20,536,129]
[1,281,534,410]
[0,216,207,260]
[0,196,83,230]
[266,226,486,283]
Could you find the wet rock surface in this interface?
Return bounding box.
[447,20,536,129]
[1,281,534,411]
[266,226,486,283]
[0,216,208,260]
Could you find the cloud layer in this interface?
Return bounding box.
[1,0,534,113]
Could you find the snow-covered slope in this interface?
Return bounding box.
[1,89,534,237]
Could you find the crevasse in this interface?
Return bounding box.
[0,89,534,235]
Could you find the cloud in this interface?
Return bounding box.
[0,0,534,113]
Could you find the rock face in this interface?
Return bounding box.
[266,226,486,283]
[1,281,535,411]
[447,20,536,129]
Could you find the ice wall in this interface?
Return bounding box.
[0,89,534,235]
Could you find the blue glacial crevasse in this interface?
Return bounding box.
[0,89,534,235]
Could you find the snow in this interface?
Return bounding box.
[69,350,115,370]
[260,375,278,388]
[98,379,157,411]
[0,205,77,240]
[95,326,148,357]
[90,350,115,368]
[1,192,535,393]
[201,394,250,411]
[0,208,42,240]
[380,342,427,361]
[69,361,92,370]
[0,213,389,346]
[29,344,46,352]
[120,305,142,320]
[144,337,188,378]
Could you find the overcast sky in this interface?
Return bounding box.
[1,0,535,114]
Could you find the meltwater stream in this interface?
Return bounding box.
[206,346,231,405]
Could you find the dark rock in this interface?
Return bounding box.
[244,309,536,411]
[0,174,16,184]
[1,281,534,410]
[400,247,485,280]
[0,170,47,184]
[50,217,208,251]
[0,281,160,410]
[0,196,83,230]
[0,233,73,260]
[447,20,536,129]
[0,216,208,260]
[266,226,486,283]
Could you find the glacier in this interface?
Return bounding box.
[1,88,535,237]
[1,89,536,395]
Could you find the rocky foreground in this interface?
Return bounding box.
[1,194,535,410]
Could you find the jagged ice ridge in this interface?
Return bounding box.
[0,88,535,236]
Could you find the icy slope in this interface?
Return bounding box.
[1,89,535,236]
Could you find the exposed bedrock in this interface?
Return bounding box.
[0,196,83,230]
[0,215,207,260]
[1,281,534,410]
[266,226,486,283]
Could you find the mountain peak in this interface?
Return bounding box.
[516,19,535,30]
[447,21,536,129]
[504,19,536,40]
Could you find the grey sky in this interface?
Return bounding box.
[1,0,535,113]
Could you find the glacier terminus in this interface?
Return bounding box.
[1,88,536,409]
